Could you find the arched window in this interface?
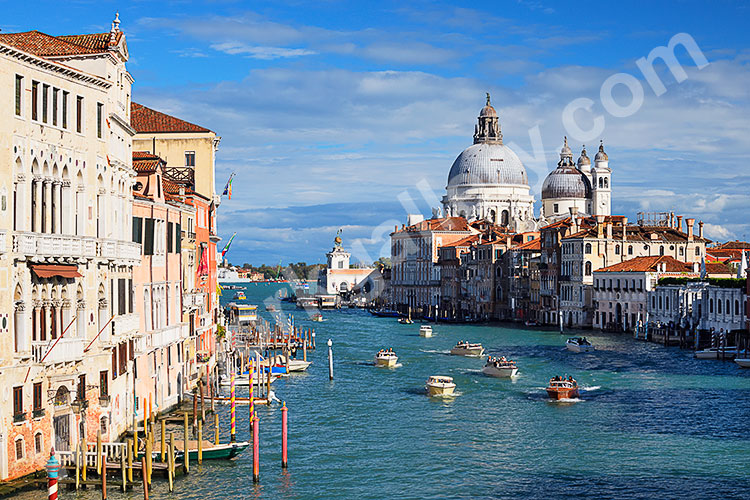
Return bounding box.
[659,296,662,309]
[34,432,43,455]
[726,299,731,315]
[718,299,722,314]
[585,261,592,276]
[604,178,609,188]
[501,210,509,226]
[585,243,592,254]
[659,246,665,256]
[628,245,633,255]
[615,245,620,255]
[735,300,740,315]
[695,247,700,256]
[665,296,670,309]
[599,177,603,188]
[710,299,714,313]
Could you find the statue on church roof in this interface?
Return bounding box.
[334,228,343,249]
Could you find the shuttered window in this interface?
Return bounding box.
[176,223,182,251]
[132,217,143,243]
[143,218,154,255]
[118,279,126,315]
[167,222,173,253]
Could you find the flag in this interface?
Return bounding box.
[217,283,223,296]
[221,232,237,259]
[222,173,235,200]
[700,256,706,280]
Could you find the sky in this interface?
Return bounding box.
[4,0,750,266]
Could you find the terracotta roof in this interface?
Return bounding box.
[442,235,480,248]
[132,151,163,173]
[563,224,711,243]
[595,256,693,273]
[0,30,121,57]
[513,238,541,251]
[131,102,212,134]
[705,262,734,275]
[715,240,750,250]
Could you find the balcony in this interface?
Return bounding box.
[13,232,141,263]
[13,412,26,423]
[150,324,184,350]
[32,408,45,419]
[31,338,85,364]
[111,314,139,337]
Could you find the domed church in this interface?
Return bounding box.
[441,94,536,231]
[540,138,611,220]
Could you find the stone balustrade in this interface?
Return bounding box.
[12,231,141,263]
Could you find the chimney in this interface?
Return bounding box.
[596,215,605,239]
[479,234,483,245]
[693,262,699,273]
[686,218,695,241]
[622,217,628,242]
[669,212,675,228]
[569,207,579,233]
[506,235,512,248]
[699,220,704,239]
[677,215,683,232]
[606,221,613,240]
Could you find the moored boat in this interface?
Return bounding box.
[695,347,737,360]
[546,376,579,400]
[233,291,247,300]
[425,376,455,396]
[398,317,413,324]
[735,358,750,368]
[450,341,485,357]
[176,441,249,461]
[375,349,398,367]
[566,337,593,353]
[482,356,518,378]
[419,325,433,337]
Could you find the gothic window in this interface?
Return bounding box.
[659,246,665,256]
[585,262,592,276]
[501,210,509,226]
[628,245,633,255]
[15,437,24,460]
[615,245,620,255]
[585,243,592,254]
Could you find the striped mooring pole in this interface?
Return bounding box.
[230,370,236,442]
[46,448,61,500]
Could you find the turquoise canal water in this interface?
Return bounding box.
[17,283,750,499]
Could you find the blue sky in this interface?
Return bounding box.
[4,1,750,266]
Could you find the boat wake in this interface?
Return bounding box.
[580,385,601,391]
[551,397,584,403]
[419,349,451,355]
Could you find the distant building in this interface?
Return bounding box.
[318,231,373,295]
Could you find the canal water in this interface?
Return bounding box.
[19,283,750,499]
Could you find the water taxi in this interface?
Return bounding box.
[566,337,593,353]
[546,376,579,400]
[398,317,414,324]
[266,304,277,312]
[482,356,518,378]
[695,347,737,360]
[425,376,455,396]
[419,325,433,338]
[311,313,324,322]
[450,341,485,357]
[233,291,247,301]
[375,349,398,367]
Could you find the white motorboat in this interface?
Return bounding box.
[566,337,594,353]
[482,356,518,378]
[219,372,279,387]
[425,376,456,396]
[735,358,750,368]
[375,350,398,367]
[695,347,737,360]
[419,325,433,337]
[450,341,485,357]
[265,354,312,373]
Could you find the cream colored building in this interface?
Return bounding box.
[0,18,140,480]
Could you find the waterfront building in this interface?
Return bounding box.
[593,255,698,331]
[559,213,709,328]
[438,235,480,319]
[0,18,141,479]
[441,95,535,231]
[130,102,220,384]
[508,236,542,322]
[648,279,745,334]
[391,216,477,315]
[317,232,374,295]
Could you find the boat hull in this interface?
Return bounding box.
[546,388,579,400]
[695,349,736,360]
[178,442,249,461]
[375,356,398,367]
[419,328,433,338]
[482,365,518,378]
[735,358,750,368]
[426,384,456,396]
[450,346,485,357]
[566,343,593,353]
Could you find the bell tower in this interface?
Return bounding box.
[592,140,611,216]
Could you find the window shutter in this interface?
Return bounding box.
[132,217,143,243]
[176,223,182,251]
[118,279,126,315]
[167,222,173,253]
[144,218,154,255]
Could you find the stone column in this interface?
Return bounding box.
[14,301,27,353]
[61,180,71,235]
[34,176,43,232]
[98,298,109,343]
[52,180,61,234]
[76,186,85,235]
[76,300,86,338]
[44,178,53,234]
[61,299,72,336]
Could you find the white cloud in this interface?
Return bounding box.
[211,42,316,60]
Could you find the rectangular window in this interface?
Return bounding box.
[33,383,42,412]
[13,386,23,419]
[31,81,38,121]
[143,218,154,255]
[185,151,195,167]
[42,84,49,122]
[97,102,103,138]
[76,96,83,133]
[167,222,173,253]
[99,371,108,398]
[15,75,23,116]
[77,374,86,402]
[118,278,126,315]
[112,350,117,379]
[62,91,69,129]
[167,346,172,366]
[119,342,127,375]
[128,279,134,314]
[132,216,143,243]
[176,223,182,251]
[52,88,59,126]
[15,439,23,460]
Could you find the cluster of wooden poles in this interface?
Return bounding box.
[269,324,316,350]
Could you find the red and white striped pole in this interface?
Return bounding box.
[281,401,288,468]
[46,448,61,500]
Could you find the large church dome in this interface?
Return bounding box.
[447,143,529,187]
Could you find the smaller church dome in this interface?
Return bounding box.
[542,167,592,199]
[595,140,608,162]
[577,146,591,167]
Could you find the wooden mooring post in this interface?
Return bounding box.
[183,412,190,473]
